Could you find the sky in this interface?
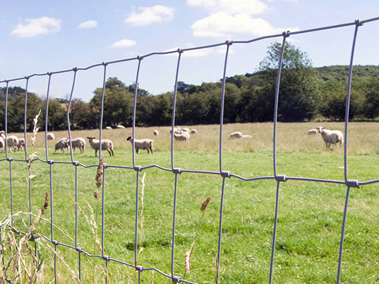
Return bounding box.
[0,0,378,102]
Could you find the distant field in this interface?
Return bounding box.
[1,122,379,283]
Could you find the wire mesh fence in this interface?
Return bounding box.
[1,17,379,283]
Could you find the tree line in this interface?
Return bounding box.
[1,43,379,132]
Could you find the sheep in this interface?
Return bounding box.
[190,129,197,135]
[182,128,190,133]
[170,126,182,134]
[47,132,55,140]
[126,136,154,154]
[0,136,4,152]
[116,125,125,129]
[69,137,86,154]
[317,126,344,148]
[54,138,69,154]
[153,130,159,136]
[0,132,19,152]
[307,129,317,135]
[228,131,252,139]
[106,126,112,130]
[87,137,114,157]
[17,138,25,151]
[173,132,190,141]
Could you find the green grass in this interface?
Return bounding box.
[1,122,379,283]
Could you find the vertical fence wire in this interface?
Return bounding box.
[132,58,142,168]
[170,50,182,170]
[1,17,379,284]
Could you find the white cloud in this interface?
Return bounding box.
[187,0,268,15]
[192,11,298,38]
[125,5,174,26]
[111,39,136,48]
[11,17,61,38]
[188,0,298,38]
[78,20,98,29]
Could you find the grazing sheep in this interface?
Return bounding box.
[228,131,252,139]
[87,137,114,157]
[47,132,55,140]
[116,125,125,129]
[0,132,19,152]
[190,129,197,135]
[153,130,159,136]
[307,129,317,135]
[317,126,344,148]
[127,136,154,154]
[106,126,112,130]
[0,136,4,152]
[69,137,86,154]
[182,128,190,133]
[173,132,190,141]
[54,138,69,154]
[170,126,182,134]
[17,138,25,151]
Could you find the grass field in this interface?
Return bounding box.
[1,122,379,283]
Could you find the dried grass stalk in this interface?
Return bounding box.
[31,110,41,146]
[183,196,212,278]
[139,172,146,254]
[95,157,104,188]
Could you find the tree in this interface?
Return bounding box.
[256,42,319,122]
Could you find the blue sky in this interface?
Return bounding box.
[0,0,378,101]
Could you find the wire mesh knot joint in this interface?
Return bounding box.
[221,171,231,178]
[136,265,144,272]
[6,157,13,162]
[72,161,79,166]
[282,31,290,38]
[225,40,233,46]
[52,240,58,246]
[134,166,142,172]
[102,255,110,261]
[47,160,54,165]
[173,168,182,175]
[355,19,363,26]
[103,163,108,169]
[172,276,182,283]
[346,179,360,189]
[275,174,287,182]
[75,247,83,253]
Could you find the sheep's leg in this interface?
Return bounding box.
[150,147,153,154]
[136,148,139,154]
[111,149,114,156]
[95,149,98,157]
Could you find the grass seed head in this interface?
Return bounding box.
[201,196,211,212]
[41,192,49,214]
[95,157,104,188]
[31,109,41,146]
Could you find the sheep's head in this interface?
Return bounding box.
[126,136,132,141]
[87,137,95,142]
[317,126,325,133]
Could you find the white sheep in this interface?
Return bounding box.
[47,132,55,140]
[87,137,114,157]
[307,129,317,135]
[190,129,197,135]
[228,131,252,139]
[317,126,344,148]
[174,132,190,141]
[106,126,112,130]
[0,132,19,152]
[182,128,190,133]
[153,130,159,136]
[0,136,4,152]
[54,138,69,154]
[170,126,182,134]
[17,138,25,151]
[69,137,86,154]
[116,125,125,129]
[127,136,154,154]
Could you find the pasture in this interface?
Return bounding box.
[1,122,379,283]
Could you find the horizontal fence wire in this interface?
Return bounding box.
[0,17,378,283]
